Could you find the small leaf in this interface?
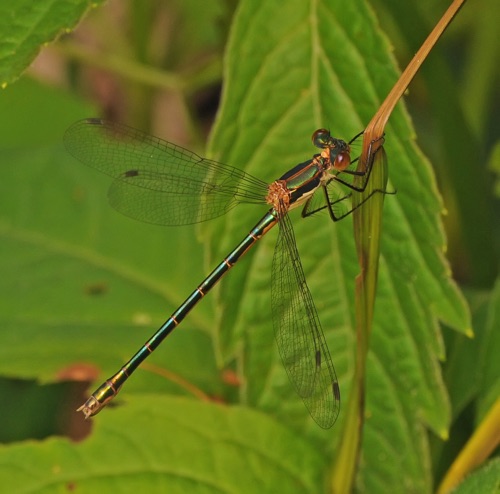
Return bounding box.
[0,0,105,85]
[449,457,500,494]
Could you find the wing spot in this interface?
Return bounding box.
[333,382,340,401]
[124,169,139,177]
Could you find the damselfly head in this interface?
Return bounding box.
[312,129,349,153]
[312,129,352,171]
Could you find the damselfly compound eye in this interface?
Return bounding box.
[312,128,331,149]
[334,151,351,171]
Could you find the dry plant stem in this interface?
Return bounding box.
[364,0,467,143]
[331,1,467,492]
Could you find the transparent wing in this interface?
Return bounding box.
[271,207,340,428]
[64,119,268,225]
[302,182,354,220]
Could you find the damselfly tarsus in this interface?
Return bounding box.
[64,118,380,428]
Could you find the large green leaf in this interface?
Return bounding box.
[0,79,216,393]
[0,1,105,86]
[208,0,470,490]
[0,396,327,493]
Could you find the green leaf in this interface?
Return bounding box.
[0,395,327,493]
[0,79,218,395]
[208,0,470,490]
[0,0,105,86]
[444,279,500,422]
[476,279,500,419]
[451,457,500,494]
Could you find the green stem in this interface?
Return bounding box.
[57,42,222,95]
[330,140,388,493]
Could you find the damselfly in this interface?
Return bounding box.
[64,118,379,428]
